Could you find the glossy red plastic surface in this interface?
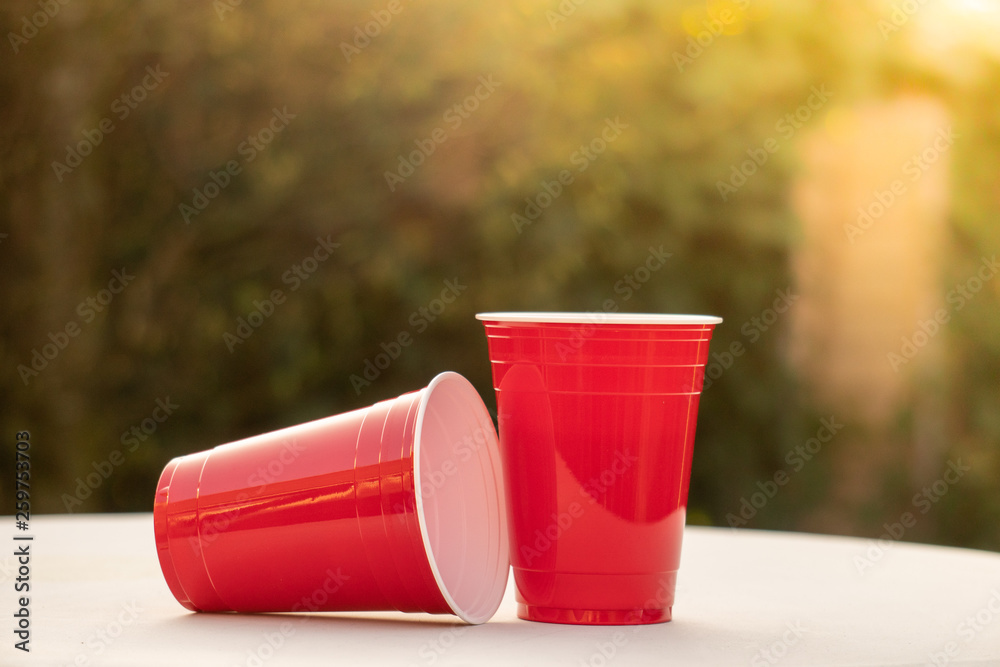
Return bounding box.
[479,317,718,625]
[153,372,508,624]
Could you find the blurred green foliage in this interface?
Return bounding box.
[1,0,998,550]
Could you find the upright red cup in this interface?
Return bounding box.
[477,312,722,625]
[153,371,509,624]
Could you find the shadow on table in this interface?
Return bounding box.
[150,609,748,662]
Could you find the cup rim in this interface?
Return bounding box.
[476,312,722,325]
[413,371,509,624]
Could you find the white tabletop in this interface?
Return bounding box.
[3,513,999,666]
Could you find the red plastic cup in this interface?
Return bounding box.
[153,371,509,624]
[477,312,722,625]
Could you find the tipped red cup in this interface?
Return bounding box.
[477,312,722,625]
[153,372,509,624]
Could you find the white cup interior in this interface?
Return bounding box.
[414,372,509,624]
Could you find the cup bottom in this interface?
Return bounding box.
[512,569,677,625]
[517,604,671,625]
